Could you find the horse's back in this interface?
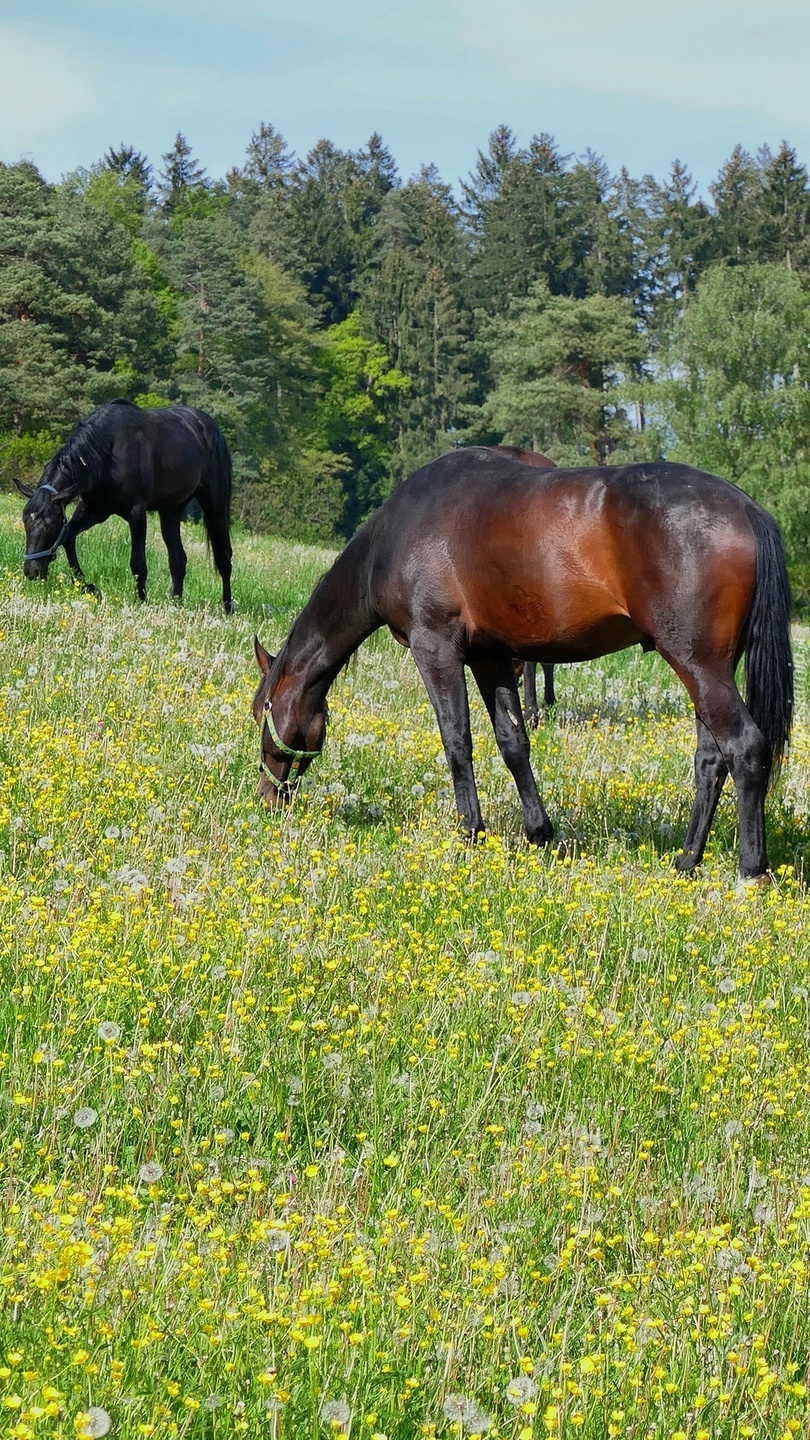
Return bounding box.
[371,452,764,661]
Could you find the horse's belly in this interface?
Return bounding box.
[468,602,645,662]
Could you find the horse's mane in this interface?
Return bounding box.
[48,399,136,492]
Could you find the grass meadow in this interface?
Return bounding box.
[1,496,810,1440]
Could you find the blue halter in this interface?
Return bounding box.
[24,483,70,562]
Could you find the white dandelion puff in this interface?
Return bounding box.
[319,1397,352,1427]
[82,1407,112,1437]
[73,1107,98,1130]
[97,1021,121,1043]
[138,1162,164,1184]
[441,1393,492,1433]
[505,1375,538,1405]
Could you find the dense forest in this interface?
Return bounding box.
[3,126,810,583]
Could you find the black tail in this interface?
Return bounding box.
[200,424,232,539]
[745,506,793,781]
[196,421,234,610]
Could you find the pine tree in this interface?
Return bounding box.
[104,145,152,193]
[240,122,295,191]
[465,131,636,313]
[158,134,209,214]
[649,160,715,329]
[0,161,166,442]
[360,169,475,477]
[759,142,810,273]
[477,280,646,463]
[285,135,399,323]
[710,145,766,264]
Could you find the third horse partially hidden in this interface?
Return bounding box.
[253,449,792,885]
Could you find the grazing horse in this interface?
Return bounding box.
[253,448,792,884]
[16,400,234,611]
[489,446,558,725]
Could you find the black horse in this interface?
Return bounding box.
[253,450,793,884]
[16,400,234,611]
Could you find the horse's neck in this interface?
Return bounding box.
[282,535,378,697]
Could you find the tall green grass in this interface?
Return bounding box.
[0,494,809,1439]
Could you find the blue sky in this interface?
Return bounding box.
[2,0,808,194]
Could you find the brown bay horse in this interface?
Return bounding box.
[253,448,793,883]
[16,400,234,610]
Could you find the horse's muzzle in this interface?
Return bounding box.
[257,772,292,810]
[23,558,49,580]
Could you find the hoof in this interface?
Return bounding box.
[524,710,540,731]
[527,824,554,846]
[674,850,699,873]
[224,599,238,614]
[737,872,770,893]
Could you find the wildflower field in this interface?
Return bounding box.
[3,499,810,1440]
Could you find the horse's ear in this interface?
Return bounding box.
[13,479,34,499]
[254,636,275,675]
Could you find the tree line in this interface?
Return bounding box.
[2,126,810,584]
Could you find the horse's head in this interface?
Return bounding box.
[14,478,72,580]
[253,636,326,808]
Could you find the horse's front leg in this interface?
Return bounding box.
[62,500,103,595]
[470,655,554,845]
[128,506,148,601]
[409,628,484,840]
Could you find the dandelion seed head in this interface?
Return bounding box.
[441,1393,492,1433]
[73,1107,98,1129]
[319,1397,351,1427]
[97,1021,121,1043]
[138,1162,164,1184]
[505,1375,538,1404]
[82,1407,112,1437]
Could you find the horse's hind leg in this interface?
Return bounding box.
[675,719,729,873]
[668,662,770,880]
[159,509,188,601]
[543,664,556,708]
[522,662,540,728]
[471,655,554,845]
[129,505,148,602]
[409,630,485,839]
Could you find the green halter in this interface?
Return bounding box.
[260,700,321,790]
